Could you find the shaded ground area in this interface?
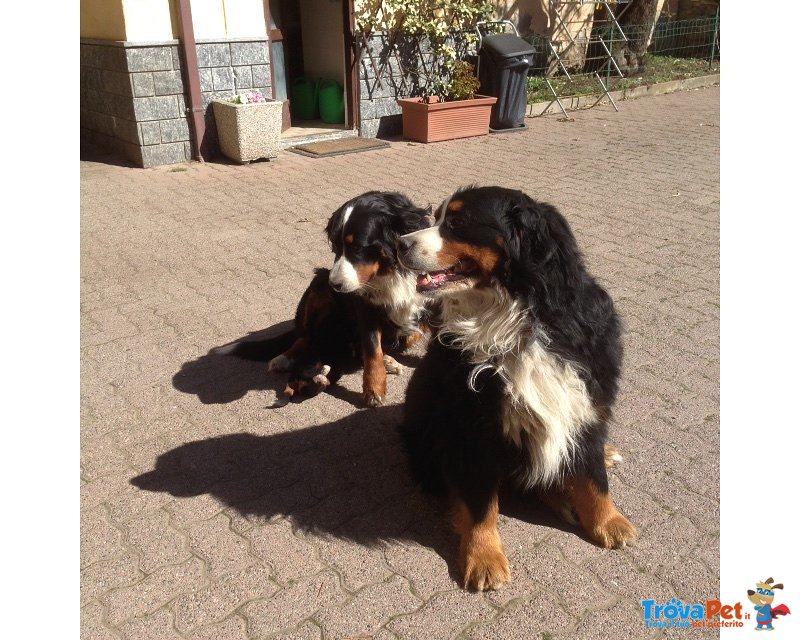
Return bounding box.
[81,87,719,639]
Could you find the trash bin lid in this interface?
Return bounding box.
[480,33,536,58]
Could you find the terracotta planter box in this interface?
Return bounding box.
[212,99,283,163]
[397,95,498,143]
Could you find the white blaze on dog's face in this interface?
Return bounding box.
[399,196,503,294]
[328,205,359,292]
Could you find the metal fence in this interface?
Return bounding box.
[527,8,720,116]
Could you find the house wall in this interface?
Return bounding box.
[80,0,272,167]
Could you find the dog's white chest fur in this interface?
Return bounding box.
[439,287,596,487]
[358,271,425,335]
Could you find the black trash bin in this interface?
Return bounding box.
[477,33,535,131]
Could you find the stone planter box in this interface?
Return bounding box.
[397,95,498,143]
[212,99,283,163]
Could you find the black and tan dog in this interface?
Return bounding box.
[397,186,636,590]
[218,191,431,406]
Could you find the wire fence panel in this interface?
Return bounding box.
[526,9,720,114]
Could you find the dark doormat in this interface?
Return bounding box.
[287,137,390,158]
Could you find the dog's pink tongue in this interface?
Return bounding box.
[417,273,449,290]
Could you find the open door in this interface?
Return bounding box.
[267,0,358,138]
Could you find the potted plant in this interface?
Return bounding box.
[357,0,497,143]
[211,90,283,163]
[397,60,497,143]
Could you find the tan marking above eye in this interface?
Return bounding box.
[344,234,354,244]
[447,199,464,213]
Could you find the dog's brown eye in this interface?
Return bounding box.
[447,216,465,228]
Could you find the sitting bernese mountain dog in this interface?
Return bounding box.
[397,186,636,591]
[219,191,431,407]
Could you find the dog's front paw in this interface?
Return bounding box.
[462,546,511,592]
[363,391,384,407]
[592,513,637,549]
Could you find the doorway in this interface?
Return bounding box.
[268,0,357,140]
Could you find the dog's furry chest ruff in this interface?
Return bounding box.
[358,271,426,335]
[438,287,597,487]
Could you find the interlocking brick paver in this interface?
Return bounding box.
[186,614,250,640]
[103,556,206,626]
[242,570,346,637]
[173,564,278,632]
[468,592,579,639]
[316,574,421,639]
[117,608,184,640]
[81,86,720,638]
[81,506,126,569]
[387,589,496,639]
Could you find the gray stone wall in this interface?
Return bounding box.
[80,38,271,168]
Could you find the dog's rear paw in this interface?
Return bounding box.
[312,373,331,388]
[604,444,624,469]
[268,354,292,372]
[383,355,405,375]
[592,513,637,549]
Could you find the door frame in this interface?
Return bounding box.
[342,0,360,131]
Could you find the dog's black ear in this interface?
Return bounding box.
[503,195,555,268]
[378,192,431,236]
[325,201,350,246]
[390,203,432,236]
[503,193,583,301]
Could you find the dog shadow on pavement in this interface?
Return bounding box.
[171,321,424,408]
[130,405,576,582]
[171,322,295,405]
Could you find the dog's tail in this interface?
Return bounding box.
[211,325,298,362]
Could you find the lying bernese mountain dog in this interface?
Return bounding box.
[397,186,636,591]
[219,191,431,407]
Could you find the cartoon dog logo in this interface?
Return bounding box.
[747,578,791,630]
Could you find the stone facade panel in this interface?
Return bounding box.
[230,41,268,66]
[132,73,155,98]
[101,70,134,97]
[233,67,253,90]
[212,67,235,91]
[199,68,214,93]
[81,67,104,91]
[141,143,189,168]
[359,97,402,121]
[197,43,231,68]
[154,70,184,95]
[251,64,271,89]
[139,121,161,146]
[133,96,179,122]
[160,118,191,143]
[126,47,174,73]
[112,117,142,145]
